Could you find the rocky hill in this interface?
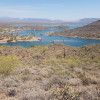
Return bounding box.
[50,20,100,39]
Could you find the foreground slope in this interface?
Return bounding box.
[0,44,100,100]
[50,20,100,39]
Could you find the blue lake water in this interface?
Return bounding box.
[9,24,87,29]
[42,23,88,29]
[1,24,100,47]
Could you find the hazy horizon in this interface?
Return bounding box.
[0,0,100,21]
[0,17,100,22]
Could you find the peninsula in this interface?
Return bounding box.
[0,34,42,43]
[49,20,100,40]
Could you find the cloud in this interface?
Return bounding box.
[0,6,38,18]
[0,6,37,13]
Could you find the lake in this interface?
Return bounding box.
[1,24,100,47]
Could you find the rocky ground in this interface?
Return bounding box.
[0,43,100,100]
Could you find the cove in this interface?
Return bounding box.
[1,24,100,47]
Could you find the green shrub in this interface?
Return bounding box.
[0,55,20,75]
[29,44,35,47]
[56,52,64,58]
[21,36,24,38]
[45,58,60,63]
[7,38,13,43]
[31,45,49,51]
[33,53,42,57]
[52,67,68,77]
[64,58,79,67]
[27,36,33,40]
[30,33,35,35]
[43,47,49,51]
[45,56,82,67]
[60,56,82,67]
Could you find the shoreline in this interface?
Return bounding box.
[0,25,69,34]
[47,34,100,40]
[0,35,42,44]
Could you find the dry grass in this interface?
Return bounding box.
[0,55,21,75]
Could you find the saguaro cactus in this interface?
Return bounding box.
[63,48,66,58]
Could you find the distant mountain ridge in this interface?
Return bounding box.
[0,17,64,23]
[0,17,100,23]
[79,18,100,23]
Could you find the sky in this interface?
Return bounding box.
[0,0,100,21]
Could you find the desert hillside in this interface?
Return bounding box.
[50,20,100,39]
[0,44,100,100]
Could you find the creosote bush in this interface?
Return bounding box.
[29,45,49,52]
[64,57,82,67]
[45,56,82,67]
[0,55,20,75]
[45,58,60,63]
